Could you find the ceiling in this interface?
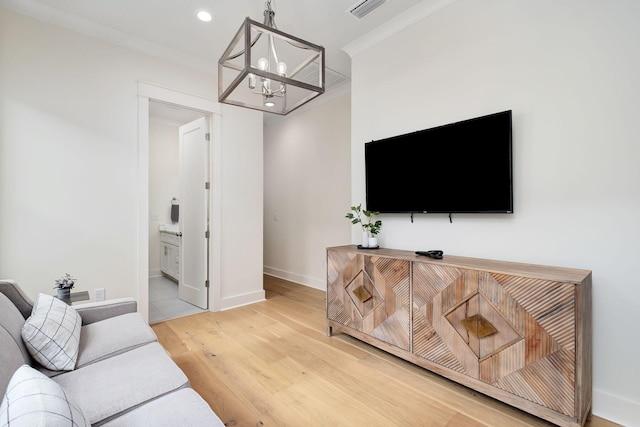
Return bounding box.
[1,0,460,80]
[1,0,454,119]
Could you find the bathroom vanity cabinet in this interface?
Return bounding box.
[160,230,180,281]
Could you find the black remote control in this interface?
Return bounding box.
[415,250,443,259]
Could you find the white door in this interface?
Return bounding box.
[178,116,209,309]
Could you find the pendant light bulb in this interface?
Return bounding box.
[257,57,269,71]
[277,62,287,76]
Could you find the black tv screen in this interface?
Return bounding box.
[365,110,513,214]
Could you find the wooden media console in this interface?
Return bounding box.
[326,245,592,427]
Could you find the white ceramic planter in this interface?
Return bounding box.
[361,230,369,247]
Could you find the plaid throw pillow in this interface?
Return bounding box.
[21,293,82,371]
[0,364,90,427]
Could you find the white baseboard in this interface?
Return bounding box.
[593,388,640,427]
[219,290,265,311]
[263,266,325,290]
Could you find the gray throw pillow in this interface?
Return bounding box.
[21,293,82,371]
[0,364,90,426]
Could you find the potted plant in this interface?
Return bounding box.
[366,212,382,248]
[53,273,76,299]
[346,204,382,248]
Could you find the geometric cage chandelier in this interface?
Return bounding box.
[218,0,325,115]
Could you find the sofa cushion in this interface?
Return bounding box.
[0,364,90,427]
[101,388,224,427]
[0,294,32,395]
[21,293,82,371]
[53,342,190,425]
[36,313,159,379]
[76,312,157,368]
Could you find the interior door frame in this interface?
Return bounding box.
[137,81,222,322]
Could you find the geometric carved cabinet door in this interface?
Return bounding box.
[412,263,577,418]
[328,251,410,351]
[327,246,591,427]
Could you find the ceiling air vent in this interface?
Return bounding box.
[348,0,387,19]
[295,65,349,91]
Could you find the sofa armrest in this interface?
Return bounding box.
[0,279,34,319]
[73,298,137,325]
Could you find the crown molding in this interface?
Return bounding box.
[0,0,215,74]
[342,0,458,58]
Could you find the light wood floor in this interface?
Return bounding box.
[152,275,618,427]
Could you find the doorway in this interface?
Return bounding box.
[137,81,222,324]
[148,102,209,322]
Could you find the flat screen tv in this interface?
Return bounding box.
[365,110,513,214]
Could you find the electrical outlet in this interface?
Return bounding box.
[150,213,159,221]
[95,288,105,302]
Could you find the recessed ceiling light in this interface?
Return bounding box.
[196,10,213,22]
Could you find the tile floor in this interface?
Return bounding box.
[148,275,205,323]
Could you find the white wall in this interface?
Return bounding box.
[217,104,266,308]
[148,118,179,277]
[349,0,640,425]
[264,94,352,289]
[0,8,264,312]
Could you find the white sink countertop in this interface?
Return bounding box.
[159,223,180,235]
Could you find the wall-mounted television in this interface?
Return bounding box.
[365,110,513,214]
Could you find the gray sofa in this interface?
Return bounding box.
[0,279,224,426]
